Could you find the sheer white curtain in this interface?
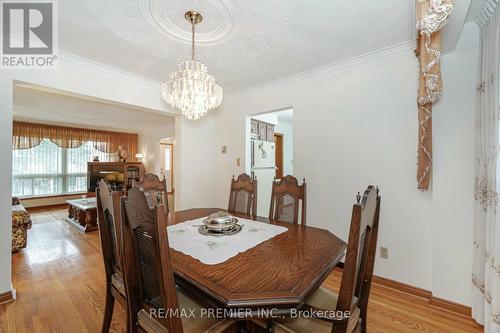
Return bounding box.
[472,2,500,332]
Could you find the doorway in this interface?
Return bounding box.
[160,140,175,210]
[160,142,174,193]
[246,108,293,217]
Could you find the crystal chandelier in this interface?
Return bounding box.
[162,11,223,120]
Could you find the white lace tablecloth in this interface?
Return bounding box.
[167,217,288,265]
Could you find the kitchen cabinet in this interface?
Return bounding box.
[251,119,275,142]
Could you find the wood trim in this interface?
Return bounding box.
[26,203,68,212]
[19,192,85,201]
[430,296,472,317]
[160,142,174,194]
[372,276,472,317]
[374,276,471,317]
[0,289,16,305]
[336,262,471,317]
[372,275,432,300]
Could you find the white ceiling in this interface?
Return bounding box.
[60,0,414,93]
[13,85,175,133]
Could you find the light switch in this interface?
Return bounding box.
[236,158,241,166]
[380,247,389,259]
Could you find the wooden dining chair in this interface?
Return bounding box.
[120,188,233,333]
[96,180,130,333]
[269,175,307,225]
[136,173,169,214]
[274,185,381,333]
[228,173,257,216]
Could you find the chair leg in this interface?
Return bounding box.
[126,304,133,333]
[101,287,115,333]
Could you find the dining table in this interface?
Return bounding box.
[167,208,347,318]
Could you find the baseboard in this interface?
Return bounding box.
[336,262,471,317]
[26,203,68,212]
[429,296,472,317]
[0,288,16,305]
[374,275,471,317]
[372,275,432,300]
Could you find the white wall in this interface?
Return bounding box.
[0,81,14,295]
[275,121,294,176]
[252,113,278,125]
[174,114,218,211]
[431,23,479,305]
[138,122,175,175]
[211,23,479,304]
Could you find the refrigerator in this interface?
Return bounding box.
[251,139,276,217]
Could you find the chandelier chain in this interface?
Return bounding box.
[191,18,195,61]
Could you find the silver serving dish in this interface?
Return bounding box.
[203,211,238,230]
[198,224,243,237]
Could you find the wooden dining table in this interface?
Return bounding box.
[167,208,347,317]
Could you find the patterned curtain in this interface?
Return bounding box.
[415,0,454,190]
[472,2,500,332]
[12,121,138,157]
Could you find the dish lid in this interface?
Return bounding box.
[204,211,237,229]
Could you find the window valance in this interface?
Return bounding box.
[12,121,138,156]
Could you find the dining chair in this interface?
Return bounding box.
[96,180,130,333]
[269,175,307,225]
[120,187,233,333]
[274,185,381,333]
[136,173,169,214]
[228,173,257,216]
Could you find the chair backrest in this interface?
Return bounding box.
[335,186,381,331]
[96,180,124,281]
[228,173,257,216]
[269,175,307,225]
[136,173,169,214]
[121,187,183,333]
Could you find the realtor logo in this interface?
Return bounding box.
[1,0,58,68]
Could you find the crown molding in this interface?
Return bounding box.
[15,37,416,105]
[225,40,415,101]
[58,50,162,90]
[4,34,161,89]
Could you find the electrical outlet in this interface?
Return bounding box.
[236,158,241,167]
[380,247,389,259]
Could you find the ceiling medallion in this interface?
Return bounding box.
[162,11,223,120]
[138,0,242,45]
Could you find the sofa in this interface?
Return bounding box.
[12,197,32,252]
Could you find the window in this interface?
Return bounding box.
[12,139,115,197]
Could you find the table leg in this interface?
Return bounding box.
[83,210,98,232]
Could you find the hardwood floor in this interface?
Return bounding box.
[1,208,483,333]
[323,271,482,333]
[1,209,126,333]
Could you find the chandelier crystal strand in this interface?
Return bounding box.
[162,11,223,120]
